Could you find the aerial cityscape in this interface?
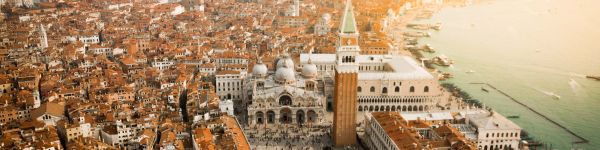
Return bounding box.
[0,0,598,150]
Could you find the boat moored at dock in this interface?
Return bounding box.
[586,75,600,81]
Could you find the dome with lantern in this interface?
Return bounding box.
[275,65,296,84]
[276,54,295,69]
[252,59,268,78]
[302,59,318,78]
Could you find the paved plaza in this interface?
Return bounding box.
[245,124,333,150]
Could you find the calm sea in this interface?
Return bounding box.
[417,0,600,149]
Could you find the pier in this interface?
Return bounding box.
[470,82,589,144]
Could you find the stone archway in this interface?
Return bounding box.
[267,111,275,124]
[279,95,292,106]
[296,110,305,125]
[256,111,264,124]
[307,110,318,123]
[280,108,292,124]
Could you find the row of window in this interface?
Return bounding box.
[42,115,52,120]
[218,75,242,79]
[80,39,99,44]
[217,59,246,64]
[359,65,385,71]
[359,105,428,112]
[221,93,240,100]
[368,121,395,150]
[317,65,334,71]
[341,56,356,63]
[358,86,429,93]
[358,98,425,103]
[217,81,243,90]
[482,144,513,150]
[486,132,519,138]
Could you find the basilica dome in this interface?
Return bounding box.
[252,62,268,78]
[302,60,318,78]
[275,66,296,84]
[276,55,295,69]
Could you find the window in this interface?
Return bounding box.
[410,86,415,93]
[370,86,375,92]
[424,86,429,92]
[382,87,387,94]
[395,86,400,92]
[357,86,362,92]
[279,95,292,106]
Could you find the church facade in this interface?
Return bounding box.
[243,54,326,127]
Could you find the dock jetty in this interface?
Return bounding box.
[470,82,589,144]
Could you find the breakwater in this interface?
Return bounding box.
[470,82,589,144]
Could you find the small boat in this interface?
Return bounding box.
[586,75,600,81]
[541,90,561,100]
[466,70,476,73]
[438,73,453,80]
[432,55,454,66]
[507,115,520,119]
[550,93,561,100]
[432,23,442,30]
[481,87,489,93]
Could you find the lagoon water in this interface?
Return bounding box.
[417,0,600,149]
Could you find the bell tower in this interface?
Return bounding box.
[39,24,48,49]
[332,0,359,147]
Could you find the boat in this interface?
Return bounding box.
[507,115,520,119]
[438,73,453,80]
[481,87,489,93]
[423,44,435,52]
[586,75,600,81]
[466,70,476,73]
[432,23,442,30]
[432,55,454,66]
[540,90,561,100]
[550,93,561,100]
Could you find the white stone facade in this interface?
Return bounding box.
[79,35,100,44]
[300,54,446,115]
[467,112,521,150]
[363,113,400,150]
[216,71,246,100]
[243,54,326,127]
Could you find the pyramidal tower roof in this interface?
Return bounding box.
[340,0,358,34]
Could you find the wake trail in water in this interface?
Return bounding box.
[530,86,561,100]
[568,72,587,78]
[569,78,583,96]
